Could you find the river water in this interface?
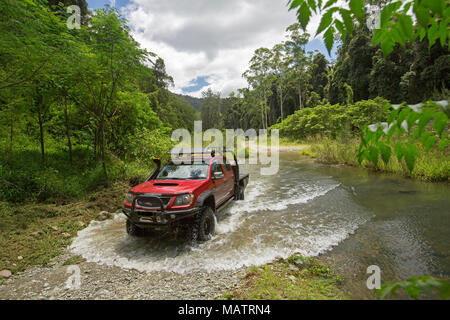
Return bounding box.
[70,152,449,299]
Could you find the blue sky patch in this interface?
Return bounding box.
[306,38,338,61]
[87,0,130,10]
[182,76,211,93]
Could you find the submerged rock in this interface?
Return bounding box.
[97,211,112,221]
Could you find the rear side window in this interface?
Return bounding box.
[211,161,223,174]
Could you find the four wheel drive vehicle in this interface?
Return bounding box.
[122,148,249,241]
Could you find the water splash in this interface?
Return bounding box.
[70,161,371,273]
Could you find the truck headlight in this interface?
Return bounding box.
[173,194,194,206]
[125,192,134,204]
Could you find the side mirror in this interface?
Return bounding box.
[213,172,224,180]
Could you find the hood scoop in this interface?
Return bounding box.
[153,183,179,187]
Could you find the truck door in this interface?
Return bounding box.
[211,160,226,206]
[222,157,235,200]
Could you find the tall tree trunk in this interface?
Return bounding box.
[260,93,265,129]
[93,128,98,160]
[279,84,284,121]
[265,105,268,129]
[63,96,73,163]
[37,104,45,162]
[99,115,108,184]
[9,113,13,152]
[263,90,268,129]
[298,84,303,110]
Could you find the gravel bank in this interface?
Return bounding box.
[0,252,246,300]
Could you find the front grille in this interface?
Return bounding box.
[138,211,156,217]
[136,196,171,208]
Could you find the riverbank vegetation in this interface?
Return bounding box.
[222,254,346,300]
[269,98,449,181]
[301,137,449,181]
[0,181,128,276]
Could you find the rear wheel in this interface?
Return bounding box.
[192,207,216,242]
[237,185,245,200]
[126,219,144,237]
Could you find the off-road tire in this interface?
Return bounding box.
[192,207,216,242]
[237,185,245,200]
[126,219,144,237]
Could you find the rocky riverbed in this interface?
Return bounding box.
[0,252,245,300]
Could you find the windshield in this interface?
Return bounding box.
[156,163,209,180]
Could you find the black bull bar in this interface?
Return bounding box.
[122,194,199,227]
[132,194,165,213]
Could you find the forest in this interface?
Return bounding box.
[0,0,200,202]
[200,22,449,131]
[0,0,449,206]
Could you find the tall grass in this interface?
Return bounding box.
[0,147,152,203]
[305,136,449,182]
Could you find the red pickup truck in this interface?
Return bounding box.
[122,149,249,241]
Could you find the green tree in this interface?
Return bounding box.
[288,0,449,56]
[0,0,69,90]
[243,48,273,129]
[201,88,223,130]
[308,53,329,99]
[285,23,310,110]
[369,44,414,103]
[270,43,292,121]
[73,7,149,181]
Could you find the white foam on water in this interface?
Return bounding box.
[216,179,340,234]
[215,180,264,234]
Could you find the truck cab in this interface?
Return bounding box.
[122,149,249,241]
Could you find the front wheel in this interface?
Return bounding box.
[193,207,216,242]
[126,219,144,237]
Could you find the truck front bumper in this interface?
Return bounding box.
[122,206,200,229]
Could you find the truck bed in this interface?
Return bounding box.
[239,173,249,181]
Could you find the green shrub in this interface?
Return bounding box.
[270,98,389,140]
[347,97,389,130]
[377,276,450,300]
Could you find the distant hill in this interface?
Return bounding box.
[175,94,203,111]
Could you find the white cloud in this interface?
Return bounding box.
[122,0,322,97]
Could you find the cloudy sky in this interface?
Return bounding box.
[87,0,336,97]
